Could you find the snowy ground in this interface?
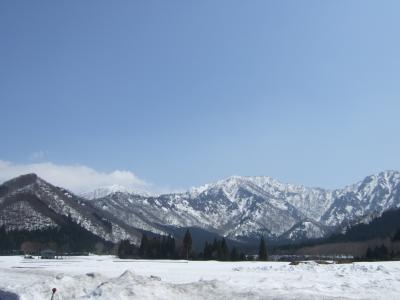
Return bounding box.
[0,256,400,300]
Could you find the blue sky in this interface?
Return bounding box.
[1,1,400,192]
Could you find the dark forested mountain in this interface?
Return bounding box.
[278,206,400,259]
[328,207,400,243]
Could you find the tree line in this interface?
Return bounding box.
[0,224,113,255]
[118,229,269,261]
[1,223,271,261]
[364,230,400,260]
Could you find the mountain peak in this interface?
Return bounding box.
[1,173,39,189]
[80,184,153,200]
[0,173,142,244]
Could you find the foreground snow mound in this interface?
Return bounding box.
[83,270,254,300]
[0,269,252,300]
[1,256,400,300]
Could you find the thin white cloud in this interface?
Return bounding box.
[29,150,48,161]
[0,160,150,194]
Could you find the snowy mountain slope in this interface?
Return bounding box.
[90,171,400,242]
[280,219,330,241]
[89,176,332,241]
[81,185,153,200]
[89,192,168,235]
[0,174,143,244]
[2,171,400,244]
[321,171,400,227]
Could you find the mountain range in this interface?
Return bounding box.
[1,171,400,246]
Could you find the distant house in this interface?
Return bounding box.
[245,254,259,261]
[41,249,56,259]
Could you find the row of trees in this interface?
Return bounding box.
[2,223,270,261]
[364,229,400,260]
[202,236,269,261]
[118,229,269,261]
[328,209,400,244]
[365,244,390,260]
[139,234,176,259]
[392,229,400,241]
[0,224,112,255]
[365,244,400,261]
[118,234,178,259]
[203,238,231,260]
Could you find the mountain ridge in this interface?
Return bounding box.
[1,170,400,246]
[87,170,400,242]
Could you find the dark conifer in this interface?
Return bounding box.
[221,238,229,261]
[239,252,246,261]
[203,241,211,260]
[393,229,400,241]
[118,239,134,258]
[230,247,239,261]
[258,236,268,261]
[366,247,373,260]
[139,234,148,257]
[169,235,176,258]
[182,229,192,259]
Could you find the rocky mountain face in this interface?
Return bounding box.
[80,184,153,200]
[1,171,399,246]
[87,171,400,243]
[0,174,142,244]
[321,171,400,227]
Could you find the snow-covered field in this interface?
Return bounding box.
[0,256,400,300]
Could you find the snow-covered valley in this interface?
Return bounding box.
[0,256,400,300]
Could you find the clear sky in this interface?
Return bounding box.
[1,0,400,192]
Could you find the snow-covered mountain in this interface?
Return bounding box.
[90,171,400,242]
[81,185,153,200]
[2,171,400,245]
[0,174,143,244]
[321,171,400,227]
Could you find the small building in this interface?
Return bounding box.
[245,254,259,261]
[41,249,56,259]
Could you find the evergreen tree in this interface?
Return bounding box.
[167,235,176,258]
[150,237,160,258]
[211,238,219,259]
[221,238,229,261]
[139,234,149,257]
[203,241,208,259]
[203,241,212,260]
[378,244,389,260]
[365,244,390,260]
[258,236,268,261]
[118,240,135,258]
[239,252,246,261]
[230,247,239,261]
[366,247,373,260]
[392,229,400,241]
[216,239,223,259]
[182,229,192,259]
